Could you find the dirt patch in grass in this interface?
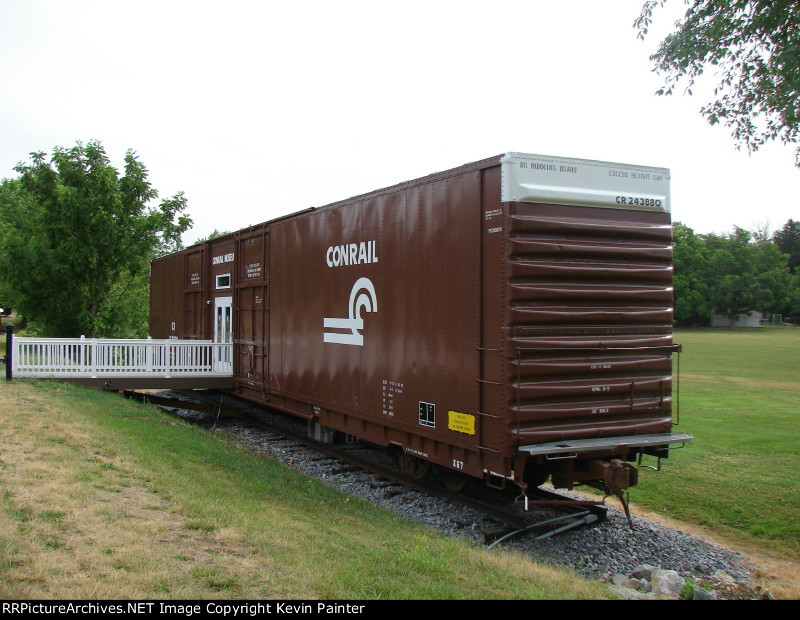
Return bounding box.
[0,382,296,599]
[681,373,798,391]
[633,507,800,600]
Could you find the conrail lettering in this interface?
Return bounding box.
[326,241,378,267]
[212,253,234,265]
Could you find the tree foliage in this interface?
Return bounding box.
[192,229,232,245]
[706,227,792,323]
[636,1,800,165]
[672,221,794,325]
[773,218,800,273]
[788,274,800,317]
[672,221,713,325]
[0,178,36,313]
[0,141,192,337]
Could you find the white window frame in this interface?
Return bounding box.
[216,273,231,290]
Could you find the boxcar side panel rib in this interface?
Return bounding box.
[478,164,507,476]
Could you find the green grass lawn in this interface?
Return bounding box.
[2,325,797,597]
[0,379,607,599]
[629,328,800,556]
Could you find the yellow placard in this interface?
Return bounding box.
[448,410,475,435]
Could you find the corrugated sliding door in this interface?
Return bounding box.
[183,247,206,339]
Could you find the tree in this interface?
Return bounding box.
[788,274,800,319]
[704,227,792,324]
[0,178,36,315]
[192,229,232,244]
[635,1,800,165]
[773,218,800,273]
[672,222,713,326]
[0,141,192,337]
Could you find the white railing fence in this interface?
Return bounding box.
[12,337,233,378]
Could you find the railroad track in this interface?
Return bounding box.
[122,389,607,544]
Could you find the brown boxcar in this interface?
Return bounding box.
[150,153,691,499]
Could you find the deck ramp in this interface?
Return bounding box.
[9,336,233,390]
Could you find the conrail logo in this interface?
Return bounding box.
[326,240,378,268]
[323,277,377,347]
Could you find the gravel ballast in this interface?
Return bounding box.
[168,396,757,598]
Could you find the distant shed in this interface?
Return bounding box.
[710,311,761,328]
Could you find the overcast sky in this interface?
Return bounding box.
[1,0,798,244]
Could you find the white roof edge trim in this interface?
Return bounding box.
[500,152,671,213]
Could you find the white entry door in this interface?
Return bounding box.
[214,296,233,373]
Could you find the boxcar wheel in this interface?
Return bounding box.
[523,461,550,488]
[394,452,432,479]
[437,467,468,493]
